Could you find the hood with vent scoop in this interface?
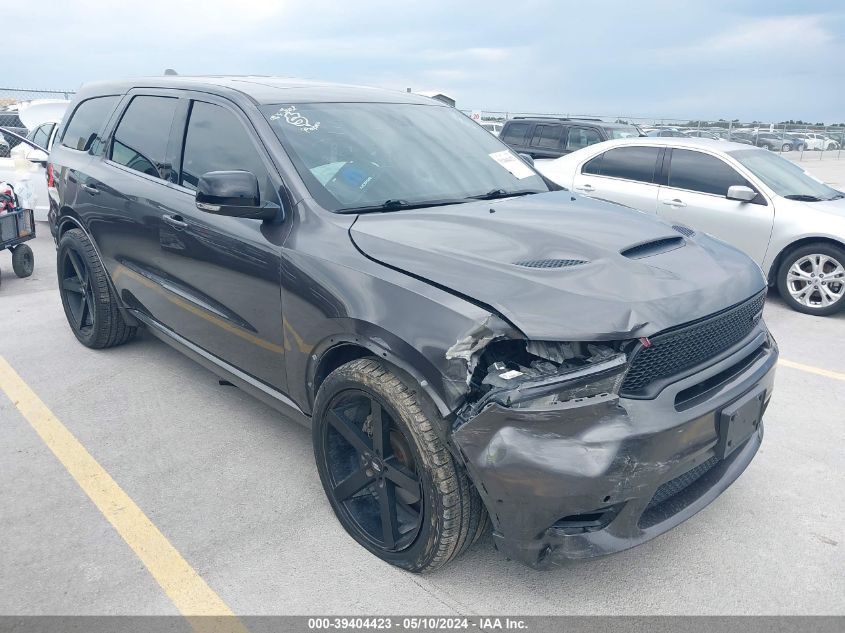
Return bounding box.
[349,191,765,340]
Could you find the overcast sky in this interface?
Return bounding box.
[7,0,845,122]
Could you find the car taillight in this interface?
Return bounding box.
[47,163,54,187]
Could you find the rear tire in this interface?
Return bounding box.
[313,358,486,572]
[57,228,137,348]
[11,244,34,278]
[777,242,845,316]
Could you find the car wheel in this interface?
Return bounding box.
[11,244,34,278]
[782,143,791,152]
[777,243,845,316]
[313,357,486,572]
[57,228,137,348]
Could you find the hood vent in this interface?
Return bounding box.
[672,224,696,237]
[514,258,588,269]
[621,236,685,260]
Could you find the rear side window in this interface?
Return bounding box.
[530,124,562,149]
[61,96,120,152]
[110,96,179,181]
[566,127,603,151]
[583,146,661,183]
[180,101,270,194]
[501,122,530,145]
[668,149,749,196]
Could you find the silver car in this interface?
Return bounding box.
[538,137,845,315]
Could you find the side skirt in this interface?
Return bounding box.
[129,310,311,428]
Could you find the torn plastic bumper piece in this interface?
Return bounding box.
[452,330,778,569]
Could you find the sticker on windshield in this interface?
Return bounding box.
[270,106,320,132]
[489,150,534,179]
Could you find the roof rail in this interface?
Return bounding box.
[510,116,606,122]
[512,116,570,121]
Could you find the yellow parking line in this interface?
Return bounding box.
[0,356,248,633]
[779,358,845,382]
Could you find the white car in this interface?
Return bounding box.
[480,121,503,136]
[538,137,845,315]
[0,100,68,222]
[798,132,839,151]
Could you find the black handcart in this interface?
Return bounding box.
[0,185,36,287]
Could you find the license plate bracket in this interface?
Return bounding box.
[716,386,765,460]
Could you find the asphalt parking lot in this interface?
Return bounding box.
[1,163,844,617]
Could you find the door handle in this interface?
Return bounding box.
[663,199,687,208]
[162,214,188,229]
[575,184,595,192]
[81,183,99,195]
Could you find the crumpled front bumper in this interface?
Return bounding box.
[452,329,777,569]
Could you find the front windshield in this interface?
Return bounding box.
[609,126,640,139]
[728,148,843,201]
[261,102,549,212]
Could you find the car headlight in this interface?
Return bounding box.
[464,341,628,415]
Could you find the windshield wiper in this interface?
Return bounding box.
[784,194,824,202]
[467,189,540,201]
[336,198,466,214]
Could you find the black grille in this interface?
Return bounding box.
[672,224,695,237]
[514,258,587,269]
[621,291,766,398]
[639,456,719,528]
[648,457,718,509]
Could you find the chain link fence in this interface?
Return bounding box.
[464,109,845,161]
[0,88,75,156]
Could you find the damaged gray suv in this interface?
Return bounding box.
[49,77,777,571]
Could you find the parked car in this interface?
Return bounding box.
[645,128,689,138]
[784,133,808,151]
[795,132,839,151]
[499,117,642,159]
[538,137,845,315]
[683,130,722,140]
[479,121,503,136]
[727,131,758,146]
[49,77,776,571]
[0,101,69,222]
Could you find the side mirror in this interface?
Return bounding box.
[195,170,276,220]
[25,148,48,166]
[726,185,757,202]
[518,153,535,166]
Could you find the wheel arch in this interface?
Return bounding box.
[55,213,141,327]
[308,329,459,430]
[767,236,845,285]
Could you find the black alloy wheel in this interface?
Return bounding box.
[320,389,424,552]
[57,228,136,348]
[313,358,487,572]
[60,246,96,335]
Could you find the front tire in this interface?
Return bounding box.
[57,228,137,348]
[11,244,34,277]
[777,243,845,316]
[313,358,486,572]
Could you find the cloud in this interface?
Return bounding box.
[2,1,844,122]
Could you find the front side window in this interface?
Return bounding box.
[668,149,749,196]
[61,96,120,152]
[261,103,548,212]
[181,101,270,194]
[110,96,179,180]
[531,124,562,149]
[586,146,661,183]
[566,127,602,150]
